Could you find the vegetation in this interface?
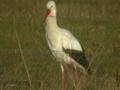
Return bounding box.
[0,0,120,90]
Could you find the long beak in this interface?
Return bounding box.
[44,9,50,22]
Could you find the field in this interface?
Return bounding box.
[0,0,120,90]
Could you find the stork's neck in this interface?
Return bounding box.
[46,16,58,30]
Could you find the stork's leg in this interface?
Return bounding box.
[60,64,64,90]
[74,69,81,90]
[75,71,81,90]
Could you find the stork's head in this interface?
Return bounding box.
[44,1,56,21]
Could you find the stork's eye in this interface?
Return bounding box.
[50,5,53,8]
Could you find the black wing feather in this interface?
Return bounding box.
[63,47,89,70]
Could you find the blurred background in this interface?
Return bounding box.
[0,0,120,90]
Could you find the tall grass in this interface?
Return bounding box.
[0,0,120,90]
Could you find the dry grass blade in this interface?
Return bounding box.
[13,15,32,90]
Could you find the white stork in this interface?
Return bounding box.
[44,1,91,90]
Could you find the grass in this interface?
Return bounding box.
[0,0,120,90]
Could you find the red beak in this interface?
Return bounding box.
[44,9,50,22]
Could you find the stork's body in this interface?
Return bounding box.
[46,24,87,71]
[45,1,90,90]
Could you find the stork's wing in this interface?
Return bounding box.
[61,29,90,72]
[63,48,89,69]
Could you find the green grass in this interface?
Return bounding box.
[0,0,120,90]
